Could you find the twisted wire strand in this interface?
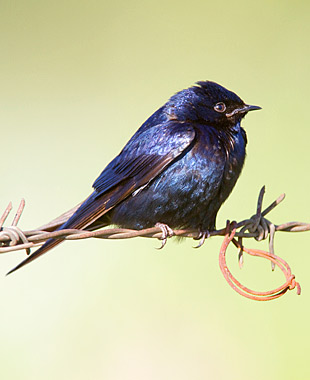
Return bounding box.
[0,187,309,301]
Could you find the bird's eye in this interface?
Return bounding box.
[214,102,226,113]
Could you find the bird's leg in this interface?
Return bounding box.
[155,222,174,249]
[193,229,210,248]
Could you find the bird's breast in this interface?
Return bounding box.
[110,125,246,230]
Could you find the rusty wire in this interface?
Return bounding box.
[219,221,301,301]
[0,186,309,300]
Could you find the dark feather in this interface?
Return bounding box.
[7,123,195,274]
[8,80,261,274]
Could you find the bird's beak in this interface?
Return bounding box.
[226,104,262,118]
[243,104,262,112]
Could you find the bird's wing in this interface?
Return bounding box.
[58,122,196,230]
[92,122,195,194]
[8,122,195,274]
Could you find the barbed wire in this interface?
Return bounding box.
[0,186,309,300]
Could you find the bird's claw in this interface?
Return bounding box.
[155,222,174,249]
[193,230,210,248]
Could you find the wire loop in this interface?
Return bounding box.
[219,221,301,300]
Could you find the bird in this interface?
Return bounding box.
[8,80,261,274]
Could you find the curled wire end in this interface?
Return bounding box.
[219,221,301,301]
[288,276,301,295]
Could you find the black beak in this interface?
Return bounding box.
[243,104,262,112]
[226,104,262,118]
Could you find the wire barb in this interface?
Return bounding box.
[0,202,13,228]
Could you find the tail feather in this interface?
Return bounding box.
[7,180,136,275]
[6,238,65,275]
[7,193,110,275]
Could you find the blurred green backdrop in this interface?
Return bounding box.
[0,1,309,379]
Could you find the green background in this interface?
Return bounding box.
[1,1,309,379]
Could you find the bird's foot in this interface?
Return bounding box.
[155,222,174,249]
[193,230,210,248]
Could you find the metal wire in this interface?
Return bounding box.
[0,187,309,300]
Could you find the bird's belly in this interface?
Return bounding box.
[109,150,226,230]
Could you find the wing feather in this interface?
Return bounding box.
[8,122,196,274]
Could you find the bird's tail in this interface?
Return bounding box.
[6,237,65,275]
[7,192,110,275]
[7,178,136,275]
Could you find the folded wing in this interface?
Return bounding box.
[8,122,196,274]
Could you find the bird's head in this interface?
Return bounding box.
[166,80,261,128]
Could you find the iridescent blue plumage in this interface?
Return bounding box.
[110,121,246,230]
[8,81,261,274]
